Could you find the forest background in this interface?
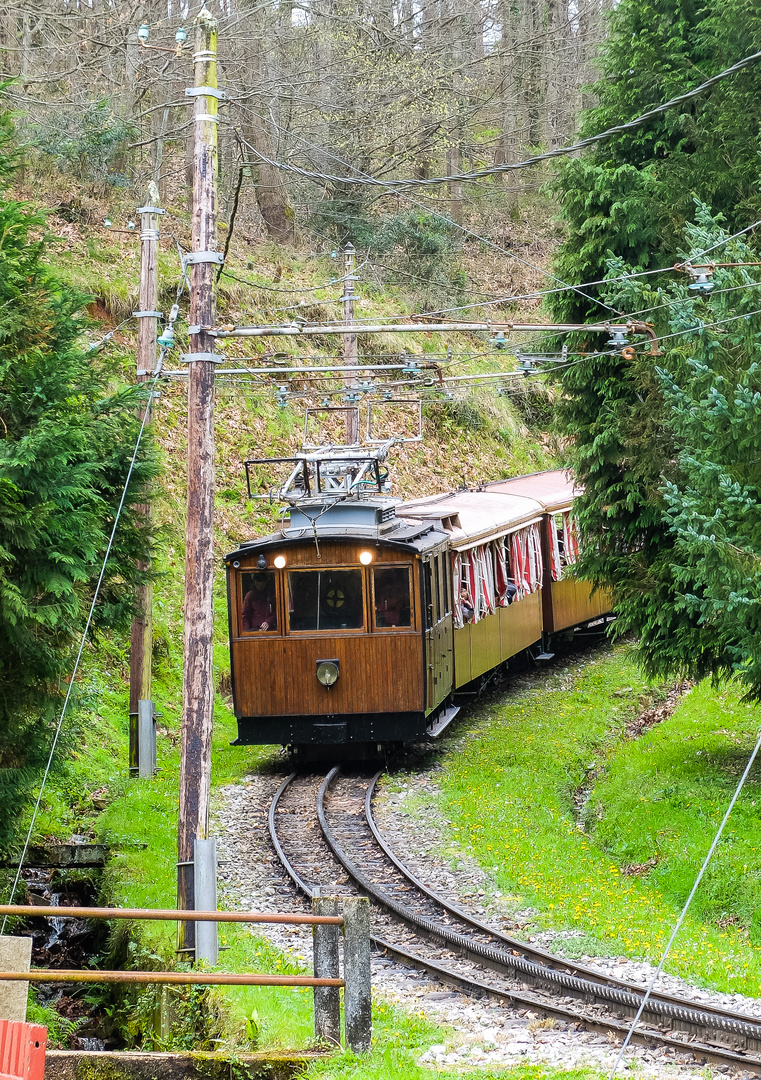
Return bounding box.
[2,0,761,845]
[2,0,761,1061]
[3,0,761,837]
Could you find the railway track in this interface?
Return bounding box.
[268,766,761,1076]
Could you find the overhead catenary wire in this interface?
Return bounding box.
[219,260,370,296]
[0,361,165,930]
[239,50,761,190]
[232,112,622,318]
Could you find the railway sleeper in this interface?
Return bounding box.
[323,772,761,1054]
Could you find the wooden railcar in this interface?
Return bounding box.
[225,469,612,750]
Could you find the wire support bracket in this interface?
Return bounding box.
[133,310,163,319]
[140,230,160,242]
[136,205,166,216]
[194,113,219,123]
[183,250,224,266]
[185,86,227,100]
[178,352,225,364]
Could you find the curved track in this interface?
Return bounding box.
[269,767,761,1074]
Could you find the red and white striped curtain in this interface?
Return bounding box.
[453,545,496,626]
[452,551,463,627]
[548,518,563,581]
[494,537,510,606]
[471,545,495,620]
[563,512,580,565]
[510,524,543,599]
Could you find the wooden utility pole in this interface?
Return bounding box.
[129,188,162,770]
[343,243,359,445]
[177,4,219,955]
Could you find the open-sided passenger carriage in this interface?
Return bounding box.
[225,468,612,752]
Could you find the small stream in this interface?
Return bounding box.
[19,867,114,1050]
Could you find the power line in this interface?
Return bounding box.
[232,110,622,318]
[0,365,163,928]
[239,50,761,189]
[609,728,761,1080]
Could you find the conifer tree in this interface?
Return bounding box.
[550,0,761,320]
[565,203,761,696]
[0,109,157,846]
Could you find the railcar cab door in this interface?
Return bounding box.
[422,549,453,712]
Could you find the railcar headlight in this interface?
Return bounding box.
[359,551,373,565]
[274,555,286,568]
[316,660,340,687]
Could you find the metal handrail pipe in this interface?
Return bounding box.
[0,905,343,925]
[0,971,344,987]
[209,321,632,338]
[163,362,441,376]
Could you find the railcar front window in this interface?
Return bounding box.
[240,571,278,632]
[288,569,364,631]
[373,566,412,628]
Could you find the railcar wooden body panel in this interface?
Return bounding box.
[549,577,612,634]
[225,468,614,748]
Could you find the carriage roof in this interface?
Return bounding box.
[485,469,577,512]
[397,490,544,551]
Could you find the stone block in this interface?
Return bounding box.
[0,938,32,1021]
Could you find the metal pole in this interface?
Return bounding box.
[137,699,157,779]
[194,838,219,964]
[343,243,358,444]
[129,189,161,766]
[178,3,219,957]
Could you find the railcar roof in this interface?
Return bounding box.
[485,469,576,512]
[397,490,544,550]
[224,519,448,562]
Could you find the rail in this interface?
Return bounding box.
[0,901,370,1052]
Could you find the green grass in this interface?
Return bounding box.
[305,1049,611,1080]
[430,646,761,993]
[588,679,761,939]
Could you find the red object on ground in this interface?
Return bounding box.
[0,1021,47,1080]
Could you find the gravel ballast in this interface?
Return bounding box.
[215,770,759,1079]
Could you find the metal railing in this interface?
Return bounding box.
[0,898,370,1052]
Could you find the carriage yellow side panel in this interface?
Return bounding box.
[454,625,471,686]
[499,591,542,660]
[470,612,502,680]
[550,577,613,633]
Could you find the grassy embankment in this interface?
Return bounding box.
[20,175,761,1074]
[11,175,561,1064]
[405,645,761,995]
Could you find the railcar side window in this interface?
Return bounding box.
[288,569,364,631]
[373,567,412,628]
[240,571,278,633]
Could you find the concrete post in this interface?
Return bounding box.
[312,893,341,1046]
[342,896,371,1052]
[193,837,218,965]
